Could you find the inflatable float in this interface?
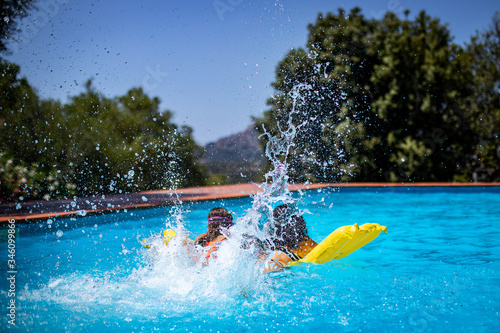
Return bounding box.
[292,223,387,265]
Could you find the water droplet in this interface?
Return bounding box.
[76,210,87,216]
[3,17,9,23]
[128,170,134,178]
[142,196,148,202]
[340,92,348,100]
[56,230,63,237]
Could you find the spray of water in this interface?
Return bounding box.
[128,81,318,302]
[19,72,344,322]
[237,82,314,239]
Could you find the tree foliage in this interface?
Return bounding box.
[460,12,500,181]
[256,9,376,182]
[369,10,472,182]
[0,60,206,201]
[0,0,37,54]
[256,8,500,183]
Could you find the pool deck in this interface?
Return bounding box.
[1,182,498,224]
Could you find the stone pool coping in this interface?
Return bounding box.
[1,182,498,224]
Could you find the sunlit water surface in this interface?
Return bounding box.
[1,186,499,332]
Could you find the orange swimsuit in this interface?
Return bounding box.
[203,235,227,262]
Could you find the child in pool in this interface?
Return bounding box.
[194,207,234,263]
[263,204,318,273]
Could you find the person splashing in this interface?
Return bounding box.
[263,204,318,273]
[194,207,234,264]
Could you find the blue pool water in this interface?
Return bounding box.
[1,186,499,332]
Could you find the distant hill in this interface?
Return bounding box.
[199,124,267,184]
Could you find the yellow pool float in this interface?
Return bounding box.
[143,223,387,266]
[295,223,387,264]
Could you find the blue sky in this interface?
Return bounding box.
[5,0,499,145]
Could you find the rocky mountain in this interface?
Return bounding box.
[199,124,267,184]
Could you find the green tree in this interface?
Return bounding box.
[0,61,44,162]
[257,8,478,183]
[0,60,206,201]
[256,8,377,182]
[369,11,471,182]
[0,0,37,54]
[460,12,500,181]
[58,81,206,196]
[0,60,77,200]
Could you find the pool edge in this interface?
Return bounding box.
[1,182,498,224]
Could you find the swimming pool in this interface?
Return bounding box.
[1,186,499,332]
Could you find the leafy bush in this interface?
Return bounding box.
[0,151,76,202]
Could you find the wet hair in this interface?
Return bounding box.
[208,207,233,224]
[195,207,233,246]
[271,204,308,250]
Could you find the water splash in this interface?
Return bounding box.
[238,83,316,239]
[17,79,337,325]
[124,81,326,305]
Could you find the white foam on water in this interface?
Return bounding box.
[18,224,273,321]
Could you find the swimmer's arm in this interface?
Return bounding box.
[263,251,292,273]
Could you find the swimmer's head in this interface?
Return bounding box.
[271,204,307,249]
[208,207,233,223]
[207,207,234,233]
[195,207,234,246]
